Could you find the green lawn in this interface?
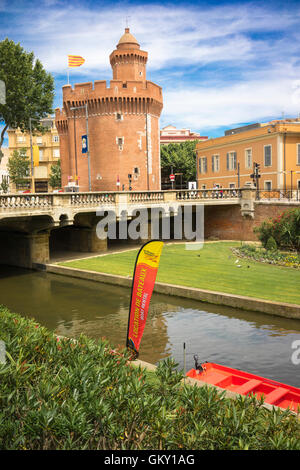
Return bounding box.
[59,242,300,305]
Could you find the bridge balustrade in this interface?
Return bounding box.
[176,189,241,200]
[69,192,116,205]
[0,194,53,209]
[256,189,300,201]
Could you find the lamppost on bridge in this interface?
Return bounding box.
[279,170,300,192]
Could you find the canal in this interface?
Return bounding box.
[0,265,300,387]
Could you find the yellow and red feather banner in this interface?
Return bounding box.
[68,55,85,67]
[126,240,164,356]
[33,145,39,167]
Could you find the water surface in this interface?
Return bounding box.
[0,266,300,387]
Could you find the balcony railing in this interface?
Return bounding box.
[256,189,300,201]
[176,188,241,200]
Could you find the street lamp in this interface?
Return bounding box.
[70,103,91,191]
[279,170,300,187]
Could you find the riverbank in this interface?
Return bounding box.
[46,263,300,319]
[1,306,299,450]
[57,242,300,304]
[51,242,300,319]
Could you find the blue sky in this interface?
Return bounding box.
[1,0,300,145]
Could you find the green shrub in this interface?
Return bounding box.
[266,236,277,251]
[0,306,299,450]
[254,208,300,252]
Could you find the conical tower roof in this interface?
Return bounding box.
[117,28,140,50]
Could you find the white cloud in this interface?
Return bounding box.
[4,2,299,74]
[161,77,300,133]
[1,1,300,134]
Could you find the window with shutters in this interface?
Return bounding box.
[264,145,272,167]
[245,148,252,169]
[212,154,220,172]
[226,151,237,171]
[199,157,207,174]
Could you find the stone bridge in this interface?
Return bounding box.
[0,188,242,223]
[0,188,299,269]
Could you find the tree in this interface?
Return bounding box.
[160,140,198,185]
[0,38,54,161]
[7,148,30,187]
[0,176,9,193]
[49,160,61,189]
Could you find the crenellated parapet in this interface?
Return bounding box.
[55,108,68,133]
[56,79,163,118]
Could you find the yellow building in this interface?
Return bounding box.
[196,119,300,192]
[7,116,60,192]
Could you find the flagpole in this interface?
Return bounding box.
[67,55,85,85]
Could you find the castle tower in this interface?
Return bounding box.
[55,28,163,192]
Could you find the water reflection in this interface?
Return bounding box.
[0,265,300,387]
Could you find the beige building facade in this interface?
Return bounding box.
[7,116,60,192]
[196,119,300,191]
[160,125,207,145]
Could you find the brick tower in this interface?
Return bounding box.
[55,28,163,192]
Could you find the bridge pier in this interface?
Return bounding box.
[0,230,50,269]
[49,224,107,257]
[68,226,107,253]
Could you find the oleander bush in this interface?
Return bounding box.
[254,208,300,252]
[0,306,300,450]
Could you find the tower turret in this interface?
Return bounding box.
[110,28,148,82]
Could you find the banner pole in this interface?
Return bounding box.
[183,342,186,379]
[126,242,148,357]
[126,239,163,359]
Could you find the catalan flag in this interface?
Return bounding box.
[68,55,85,67]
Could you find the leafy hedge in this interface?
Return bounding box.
[0,306,300,450]
[254,208,300,252]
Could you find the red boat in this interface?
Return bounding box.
[186,358,300,412]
